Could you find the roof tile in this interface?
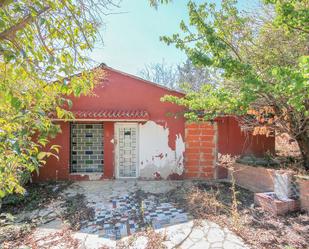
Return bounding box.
[72,110,149,120]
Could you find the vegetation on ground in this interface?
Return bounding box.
[166,181,309,249]
[61,193,95,231]
[0,181,71,246]
[1,181,308,249]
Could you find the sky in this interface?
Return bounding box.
[90,0,258,76]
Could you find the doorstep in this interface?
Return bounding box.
[69,172,104,181]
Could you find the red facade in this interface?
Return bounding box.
[217,116,275,156]
[34,66,275,181]
[35,66,185,181]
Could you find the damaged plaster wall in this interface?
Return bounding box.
[139,121,185,179]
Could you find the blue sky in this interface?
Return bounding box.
[90,0,258,76]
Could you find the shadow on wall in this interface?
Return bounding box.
[216,116,275,157]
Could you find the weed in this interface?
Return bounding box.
[217,153,242,229]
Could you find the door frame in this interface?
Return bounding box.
[114,122,139,179]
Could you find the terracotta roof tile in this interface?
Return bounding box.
[72,110,149,120]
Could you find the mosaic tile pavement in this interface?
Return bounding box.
[80,191,189,240]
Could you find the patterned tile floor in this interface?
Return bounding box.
[30,181,249,248]
[80,191,189,240]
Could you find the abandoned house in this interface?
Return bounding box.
[34,65,275,181]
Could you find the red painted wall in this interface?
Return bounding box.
[34,67,185,181]
[69,68,185,150]
[103,122,114,178]
[33,122,70,181]
[33,67,275,182]
[217,116,275,156]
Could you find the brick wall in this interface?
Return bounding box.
[71,123,104,173]
[297,178,309,212]
[228,163,275,192]
[184,122,217,179]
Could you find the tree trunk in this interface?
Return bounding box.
[295,133,309,171]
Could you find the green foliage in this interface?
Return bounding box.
[0,0,110,197]
[265,0,309,34]
[160,0,309,168]
[162,83,242,120]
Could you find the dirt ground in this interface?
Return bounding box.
[0,180,308,249]
[178,181,309,249]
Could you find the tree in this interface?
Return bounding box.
[177,59,221,91]
[139,60,178,89]
[159,0,309,169]
[139,58,219,90]
[149,0,171,9]
[0,0,118,197]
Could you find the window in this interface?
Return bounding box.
[70,123,104,173]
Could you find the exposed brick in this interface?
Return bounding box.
[199,134,216,139]
[254,193,300,215]
[200,129,216,136]
[298,178,309,211]
[228,163,275,192]
[186,141,201,148]
[186,123,199,129]
[184,172,199,178]
[200,153,215,160]
[199,167,213,173]
[185,148,201,154]
[201,147,215,153]
[185,160,201,167]
[200,141,214,146]
[186,154,201,161]
[185,121,216,180]
[199,172,214,179]
[185,166,201,172]
[186,135,203,141]
[186,129,202,135]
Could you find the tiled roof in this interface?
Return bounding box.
[72,110,150,120]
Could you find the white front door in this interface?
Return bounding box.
[115,123,139,178]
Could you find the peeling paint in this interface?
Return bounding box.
[139,121,185,179]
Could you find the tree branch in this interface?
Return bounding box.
[192,7,243,62]
[34,21,53,55]
[0,6,50,41]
